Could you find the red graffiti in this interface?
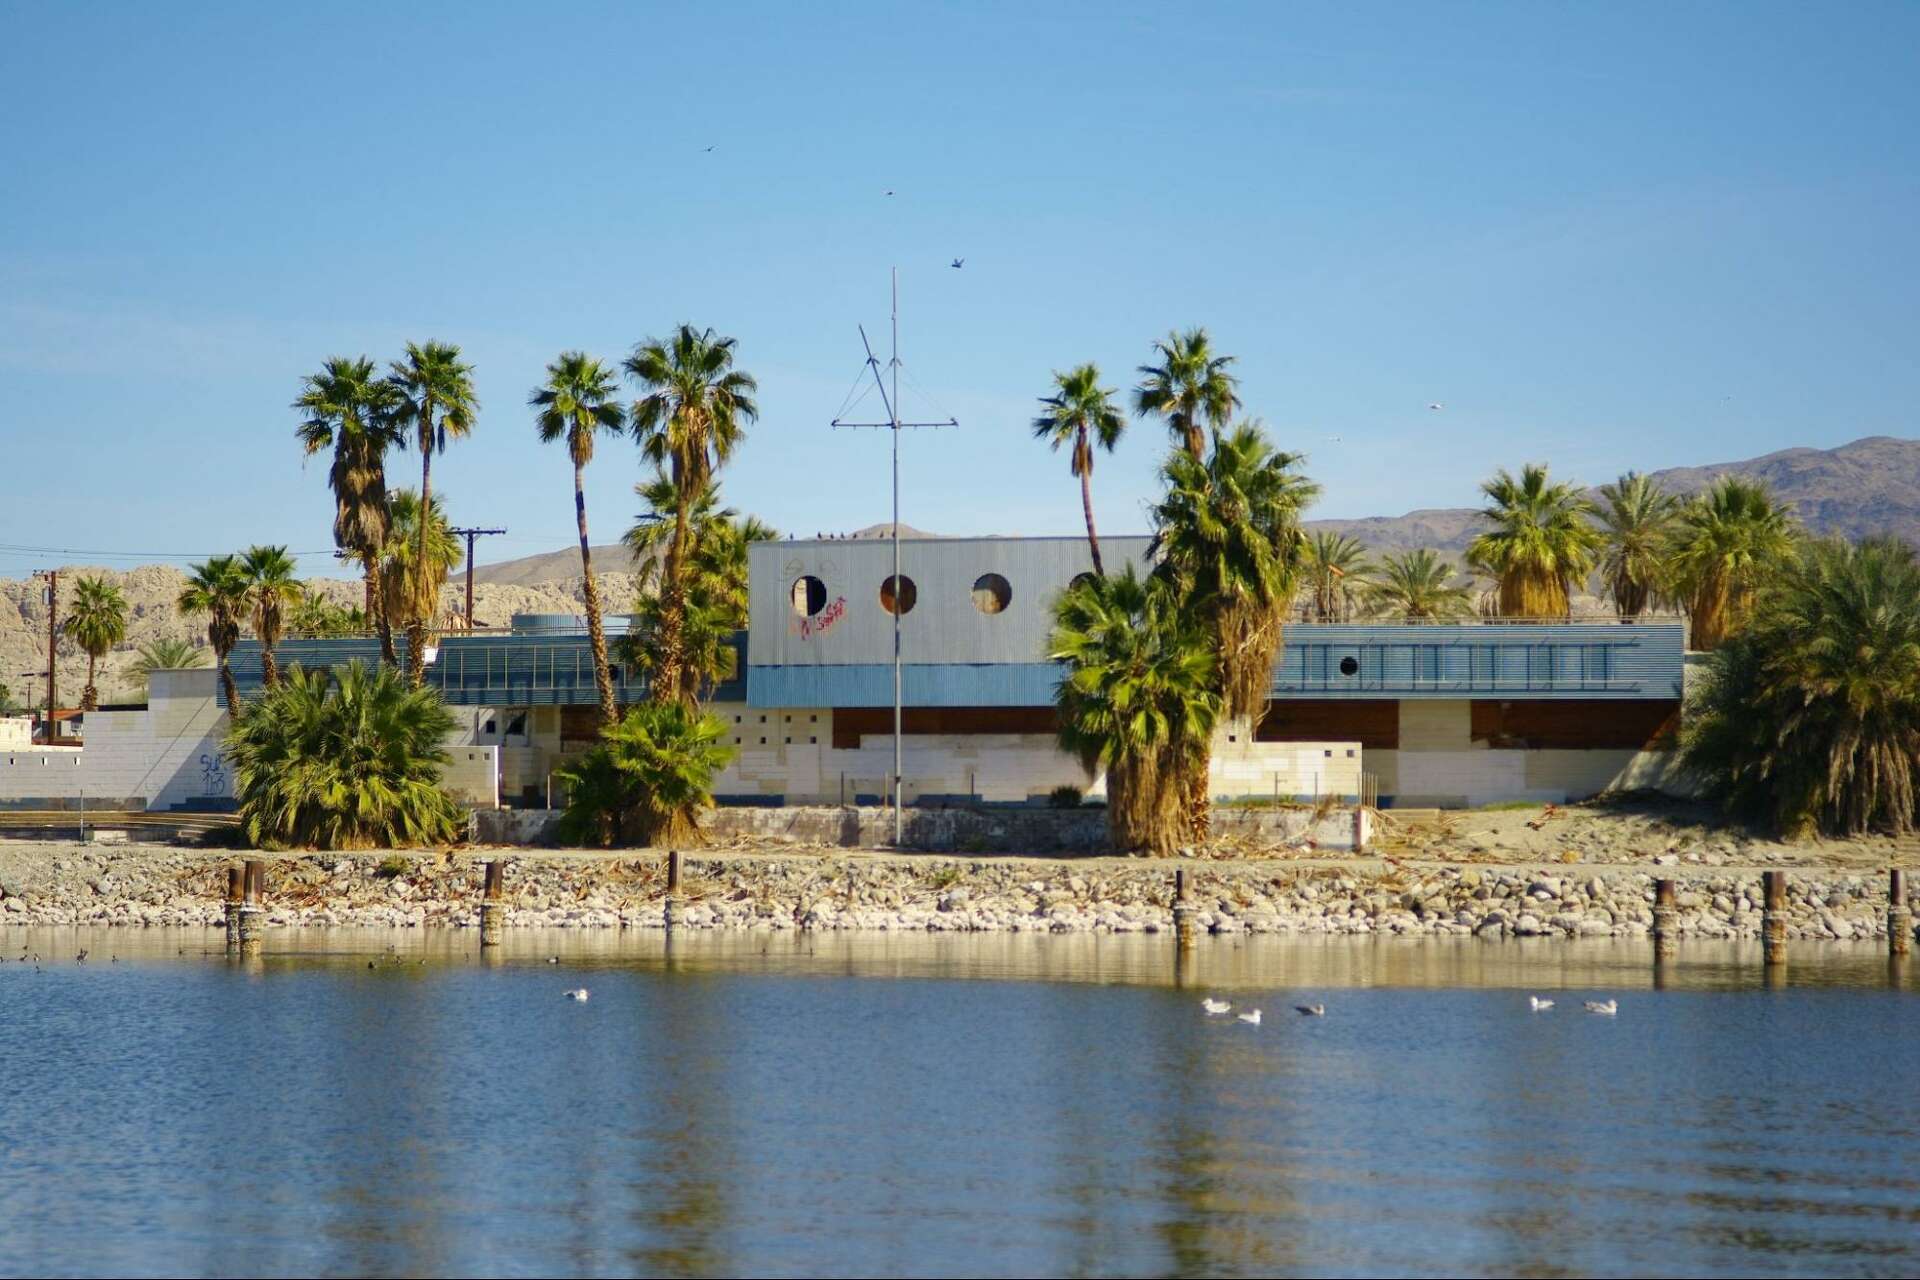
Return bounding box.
[798,595,847,640]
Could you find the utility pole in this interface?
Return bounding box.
[32,570,56,743]
[830,268,958,846]
[450,527,507,630]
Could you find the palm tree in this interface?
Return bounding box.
[178,556,250,718]
[286,594,367,637]
[1681,537,1920,836]
[389,341,478,684]
[1669,476,1798,650]
[65,576,128,710]
[1050,566,1220,855]
[224,660,463,849]
[1596,472,1679,618]
[623,472,775,702]
[130,638,208,696]
[624,325,759,707]
[1149,424,1321,719]
[1149,423,1318,840]
[376,490,462,650]
[1032,364,1126,574]
[1135,328,1240,461]
[1299,531,1373,622]
[553,701,735,846]
[239,545,303,688]
[1366,549,1475,620]
[533,352,628,726]
[295,356,406,661]
[1466,463,1602,619]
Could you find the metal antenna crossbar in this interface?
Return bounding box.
[827,268,958,846]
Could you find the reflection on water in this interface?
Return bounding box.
[0,928,1915,1278]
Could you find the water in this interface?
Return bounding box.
[1,929,1916,1278]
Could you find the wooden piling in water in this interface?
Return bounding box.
[1889,869,1911,959]
[1172,867,1197,949]
[224,866,243,954]
[1762,870,1788,968]
[479,860,505,947]
[237,859,265,958]
[664,850,685,929]
[1652,878,1677,963]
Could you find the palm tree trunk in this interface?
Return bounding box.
[1184,422,1206,462]
[368,561,396,665]
[1078,435,1104,576]
[411,437,432,688]
[576,464,618,727]
[83,655,98,711]
[652,493,691,706]
[261,645,279,690]
[218,653,242,723]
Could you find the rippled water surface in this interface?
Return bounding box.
[1,928,1916,1278]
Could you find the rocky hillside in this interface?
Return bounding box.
[1303,435,1920,556]
[0,567,642,712]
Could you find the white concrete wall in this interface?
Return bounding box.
[0,668,229,808]
[0,717,32,749]
[442,745,500,808]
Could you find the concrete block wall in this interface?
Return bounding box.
[0,669,229,809]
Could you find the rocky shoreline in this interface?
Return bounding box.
[0,841,1910,942]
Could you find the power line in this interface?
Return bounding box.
[0,541,334,562]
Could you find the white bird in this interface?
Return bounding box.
[1427,402,1445,410]
[1584,999,1618,1015]
[1237,1009,1262,1025]
[546,956,559,964]
[1294,1003,1326,1017]
[564,988,590,1001]
[1529,996,1554,1011]
[1201,998,1231,1015]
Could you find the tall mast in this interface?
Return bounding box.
[831,269,957,846]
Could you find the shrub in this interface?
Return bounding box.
[555,702,734,847]
[223,660,462,850]
[1048,785,1084,809]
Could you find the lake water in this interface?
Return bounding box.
[1,928,1916,1278]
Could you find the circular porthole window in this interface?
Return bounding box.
[1338,655,1360,677]
[879,575,918,615]
[790,575,827,617]
[971,572,1012,615]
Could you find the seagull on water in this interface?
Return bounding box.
[1584,999,1618,1015]
[1294,1004,1326,1017]
[1529,996,1554,1011]
[1201,997,1231,1015]
[547,956,559,964]
[564,988,590,1001]
[1237,1009,1262,1025]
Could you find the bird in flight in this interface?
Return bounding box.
[703,145,715,153]
[884,189,895,196]
[1427,402,1445,411]
[951,258,964,269]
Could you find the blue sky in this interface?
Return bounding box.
[2,1,1916,578]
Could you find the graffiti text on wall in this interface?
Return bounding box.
[798,596,847,641]
[199,752,228,797]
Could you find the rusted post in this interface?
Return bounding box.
[1889,869,1911,959]
[238,859,265,958]
[224,866,244,954]
[479,859,505,947]
[1652,878,1677,963]
[1172,866,1197,949]
[664,849,685,929]
[1762,870,1787,968]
